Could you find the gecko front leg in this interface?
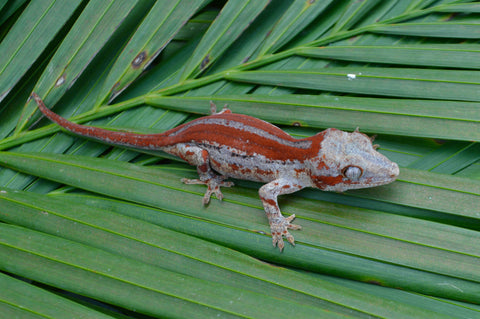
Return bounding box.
[259,178,304,251]
[166,144,233,205]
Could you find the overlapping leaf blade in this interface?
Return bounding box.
[371,22,480,38]
[145,94,480,141]
[0,0,83,103]
[257,0,334,56]
[0,272,113,319]
[224,68,480,101]
[298,45,480,69]
[1,0,480,316]
[331,0,382,32]
[100,0,210,104]
[0,151,478,306]
[180,0,270,80]
[14,0,151,133]
[3,187,471,318]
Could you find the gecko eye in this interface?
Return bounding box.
[342,166,363,180]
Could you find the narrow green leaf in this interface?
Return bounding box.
[408,141,473,171]
[2,188,467,318]
[145,95,480,141]
[15,1,150,133]
[0,272,113,319]
[0,0,28,26]
[431,143,480,174]
[298,45,480,69]
[2,1,480,314]
[0,152,479,304]
[332,0,382,32]
[224,68,480,101]
[63,193,480,319]
[101,0,210,104]
[284,1,351,48]
[351,168,480,220]
[0,224,343,318]
[434,2,480,13]
[181,0,270,80]
[0,0,83,103]
[206,1,293,73]
[257,0,334,55]
[371,22,480,38]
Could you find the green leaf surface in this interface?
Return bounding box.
[0,152,478,305]
[224,68,480,101]
[100,0,210,104]
[298,45,480,69]
[408,141,473,171]
[434,2,480,13]
[430,143,480,174]
[0,223,352,319]
[181,0,270,80]
[257,0,333,55]
[351,168,480,220]
[0,0,28,26]
[0,272,114,319]
[15,0,150,133]
[0,0,83,103]
[2,1,480,315]
[2,188,472,318]
[331,0,382,32]
[62,193,480,319]
[371,22,480,38]
[146,94,480,141]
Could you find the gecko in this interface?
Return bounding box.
[32,93,399,251]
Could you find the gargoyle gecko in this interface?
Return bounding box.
[33,93,399,251]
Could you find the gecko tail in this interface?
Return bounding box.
[32,93,79,130]
[31,93,170,149]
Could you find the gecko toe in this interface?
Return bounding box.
[270,216,300,251]
[285,232,295,246]
[272,233,285,251]
[182,178,203,185]
[285,214,301,230]
[287,223,302,230]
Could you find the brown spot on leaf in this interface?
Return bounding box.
[132,51,147,68]
[367,280,383,286]
[242,56,251,63]
[201,55,210,70]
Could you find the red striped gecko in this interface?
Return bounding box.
[32,93,399,251]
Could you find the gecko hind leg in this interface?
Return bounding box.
[171,144,233,205]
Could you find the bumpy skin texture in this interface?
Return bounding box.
[32,93,399,251]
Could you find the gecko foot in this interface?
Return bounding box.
[270,214,302,251]
[181,176,234,205]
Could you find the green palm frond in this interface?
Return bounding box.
[0,1,479,318]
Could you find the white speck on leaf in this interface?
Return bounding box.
[55,75,65,87]
[347,74,356,80]
[438,282,464,292]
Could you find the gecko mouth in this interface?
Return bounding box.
[371,162,399,186]
[349,162,399,189]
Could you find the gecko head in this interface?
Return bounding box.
[308,128,399,192]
